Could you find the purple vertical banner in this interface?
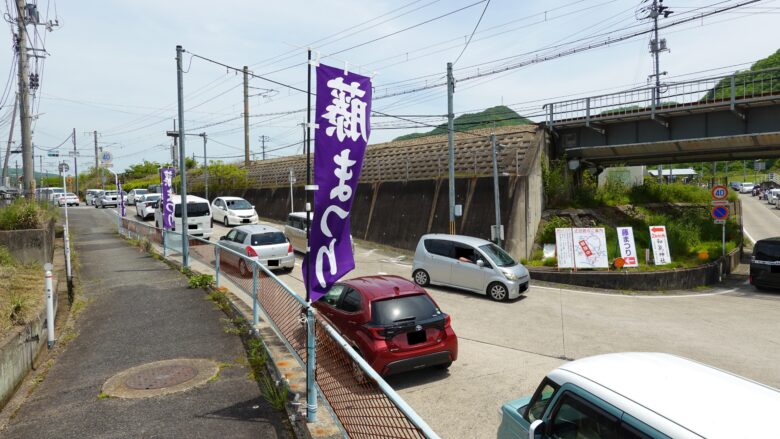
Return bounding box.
[118,182,125,217]
[160,167,175,230]
[303,63,372,302]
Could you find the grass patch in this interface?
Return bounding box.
[0,260,44,337]
[97,391,110,400]
[209,361,233,382]
[260,374,288,411]
[188,274,214,289]
[0,198,58,230]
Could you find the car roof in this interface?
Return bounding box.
[169,195,209,203]
[420,233,493,248]
[340,275,423,301]
[755,237,780,243]
[217,196,246,201]
[550,352,780,437]
[234,224,281,234]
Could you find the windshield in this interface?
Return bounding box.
[145,194,160,201]
[174,202,210,217]
[226,199,252,210]
[251,232,287,246]
[105,191,118,196]
[479,243,516,267]
[65,193,76,197]
[51,188,64,193]
[754,242,780,262]
[371,294,441,325]
[135,189,148,194]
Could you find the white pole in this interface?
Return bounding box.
[44,262,55,348]
[61,173,72,283]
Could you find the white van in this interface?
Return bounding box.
[154,194,213,239]
[497,352,780,438]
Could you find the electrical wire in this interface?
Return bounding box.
[452,0,491,66]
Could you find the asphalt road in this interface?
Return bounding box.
[116,205,780,439]
[740,192,780,242]
[3,206,290,438]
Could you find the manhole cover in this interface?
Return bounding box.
[102,358,219,399]
[124,365,198,390]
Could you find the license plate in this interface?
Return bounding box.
[407,330,426,345]
[243,219,250,223]
[268,260,279,267]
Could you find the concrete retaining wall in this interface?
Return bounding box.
[0,276,57,410]
[528,248,741,291]
[0,220,55,265]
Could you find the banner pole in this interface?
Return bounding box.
[305,48,317,424]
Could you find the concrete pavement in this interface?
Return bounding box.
[1,206,290,438]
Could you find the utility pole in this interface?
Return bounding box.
[16,0,33,197]
[93,130,100,189]
[171,119,178,171]
[200,132,208,201]
[243,66,250,166]
[491,134,503,246]
[259,135,269,160]
[648,0,673,105]
[1,93,18,186]
[176,45,189,267]
[72,128,78,195]
[446,62,455,235]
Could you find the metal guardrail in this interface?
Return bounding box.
[117,216,438,439]
[544,67,780,128]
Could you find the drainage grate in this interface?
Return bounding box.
[124,365,198,390]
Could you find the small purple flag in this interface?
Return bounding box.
[303,63,372,302]
[160,167,175,230]
[118,183,125,217]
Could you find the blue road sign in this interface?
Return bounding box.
[712,205,729,221]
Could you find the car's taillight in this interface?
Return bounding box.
[287,242,293,253]
[246,246,258,257]
[444,314,451,328]
[366,326,385,340]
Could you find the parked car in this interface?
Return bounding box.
[768,188,780,205]
[50,192,65,205]
[147,184,161,194]
[497,352,780,439]
[57,193,80,207]
[749,237,780,290]
[126,188,148,206]
[285,211,355,254]
[314,275,457,376]
[740,182,755,193]
[412,234,530,301]
[45,187,65,201]
[211,196,259,226]
[154,194,212,238]
[135,193,161,220]
[95,190,119,208]
[217,225,294,275]
[85,189,101,205]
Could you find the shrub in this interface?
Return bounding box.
[542,158,568,207]
[188,274,214,289]
[0,199,42,230]
[538,216,573,243]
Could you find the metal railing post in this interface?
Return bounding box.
[730,74,737,112]
[306,305,317,423]
[585,97,591,127]
[214,246,220,288]
[252,261,259,325]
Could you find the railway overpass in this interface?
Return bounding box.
[544,67,780,166]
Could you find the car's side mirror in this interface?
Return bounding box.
[477,259,485,267]
[219,236,226,240]
[529,419,545,439]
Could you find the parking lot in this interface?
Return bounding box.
[84,202,780,438]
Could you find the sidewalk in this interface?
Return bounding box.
[1,207,290,438]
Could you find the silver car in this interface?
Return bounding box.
[411,234,530,301]
[135,193,160,220]
[217,225,295,276]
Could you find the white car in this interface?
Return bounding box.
[135,193,161,220]
[211,196,258,226]
[768,189,780,205]
[85,189,101,205]
[740,182,755,193]
[57,193,80,207]
[154,194,213,239]
[126,188,148,206]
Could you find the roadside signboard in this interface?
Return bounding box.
[47,152,59,157]
[616,226,639,268]
[100,151,113,163]
[555,228,575,269]
[649,226,671,265]
[58,162,69,173]
[711,185,728,200]
[711,205,729,222]
[572,228,609,269]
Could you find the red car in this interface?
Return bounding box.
[314,275,458,376]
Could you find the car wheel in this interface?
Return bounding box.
[239,259,251,277]
[413,269,430,286]
[487,282,509,301]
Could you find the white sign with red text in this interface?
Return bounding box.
[649,225,671,265]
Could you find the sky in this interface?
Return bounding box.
[0,0,779,176]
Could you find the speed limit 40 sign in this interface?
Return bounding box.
[711,185,728,201]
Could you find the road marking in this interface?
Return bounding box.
[532,284,745,299]
[744,228,756,245]
[377,271,388,275]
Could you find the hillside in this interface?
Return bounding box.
[393,105,531,141]
[703,48,780,101]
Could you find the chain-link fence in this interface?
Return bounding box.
[116,215,438,439]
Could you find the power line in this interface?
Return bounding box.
[452,0,491,65]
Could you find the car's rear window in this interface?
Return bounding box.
[371,294,441,325]
[251,232,287,246]
[174,202,210,217]
[754,241,780,262]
